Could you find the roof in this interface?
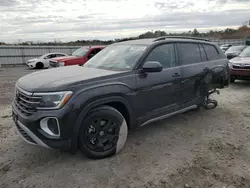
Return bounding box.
[116,36,212,45]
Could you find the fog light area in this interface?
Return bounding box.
[40,117,60,138]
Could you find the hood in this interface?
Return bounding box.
[17,65,122,92]
[28,58,39,62]
[225,51,240,55]
[50,56,81,62]
[230,56,250,64]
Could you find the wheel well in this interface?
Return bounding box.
[36,62,44,68]
[104,101,131,129]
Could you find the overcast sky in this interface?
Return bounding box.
[0,0,250,42]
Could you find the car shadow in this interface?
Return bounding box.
[230,80,250,88]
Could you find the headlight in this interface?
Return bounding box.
[28,61,35,64]
[34,91,73,109]
[59,62,65,66]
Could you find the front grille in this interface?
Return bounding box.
[15,88,41,116]
[16,123,36,144]
[232,65,250,70]
[49,60,59,67]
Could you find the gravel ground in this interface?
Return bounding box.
[0,67,250,188]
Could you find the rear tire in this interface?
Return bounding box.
[79,106,128,159]
[36,62,44,69]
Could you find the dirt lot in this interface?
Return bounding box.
[0,67,250,188]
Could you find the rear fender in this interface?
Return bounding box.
[208,64,230,89]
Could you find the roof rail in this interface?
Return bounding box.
[153,36,210,42]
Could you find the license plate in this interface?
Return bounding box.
[12,112,18,124]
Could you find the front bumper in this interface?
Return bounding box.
[12,102,74,151]
[230,68,250,77]
[26,62,36,68]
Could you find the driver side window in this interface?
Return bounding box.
[45,54,57,59]
[145,44,176,69]
[88,49,102,59]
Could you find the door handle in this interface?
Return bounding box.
[172,72,180,77]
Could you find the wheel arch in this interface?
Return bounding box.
[70,95,134,153]
[36,61,44,69]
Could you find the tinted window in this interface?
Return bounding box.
[88,48,102,59]
[145,44,176,68]
[199,44,207,61]
[177,43,201,65]
[45,54,57,59]
[57,54,66,57]
[203,44,219,60]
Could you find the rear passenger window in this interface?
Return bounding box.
[57,54,65,57]
[199,44,207,61]
[145,44,176,68]
[177,43,201,65]
[203,44,219,61]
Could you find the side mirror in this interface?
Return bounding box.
[142,61,163,73]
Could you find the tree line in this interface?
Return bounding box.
[1,26,250,46]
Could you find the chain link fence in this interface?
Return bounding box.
[0,39,247,65]
[0,46,82,65]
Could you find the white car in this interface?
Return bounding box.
[26,52,68,69]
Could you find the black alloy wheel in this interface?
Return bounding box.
[84,118,120,152]
[79,106,128,159]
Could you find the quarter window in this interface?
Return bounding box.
[145,44,176,68]
[203,44,219,61]
[177,43,201,65]
[199,44,207,61]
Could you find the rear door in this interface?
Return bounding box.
[176,42,205,105]
[135,43,181,122]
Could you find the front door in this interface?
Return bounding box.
[135,43,181,122]
[176,42,205,104]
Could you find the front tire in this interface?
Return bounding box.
[79,106,128,159]
[36,62,44,69]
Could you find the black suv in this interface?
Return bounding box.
[12,37,229,159]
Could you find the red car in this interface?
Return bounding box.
[229,46,250,83]
[49,46,104,67]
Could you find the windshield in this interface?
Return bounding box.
[238,47,250,57]
[227,46,245,52]
[84,44,147,71]
[72,48,88,57]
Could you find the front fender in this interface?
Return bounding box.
[69,83,135,153]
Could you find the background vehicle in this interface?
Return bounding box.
[27,52,67,69]
[49,46,104,67]
[224,45,246,59]
[229,46,250,83]
[12,37,229,159]
[220,44,232,52]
